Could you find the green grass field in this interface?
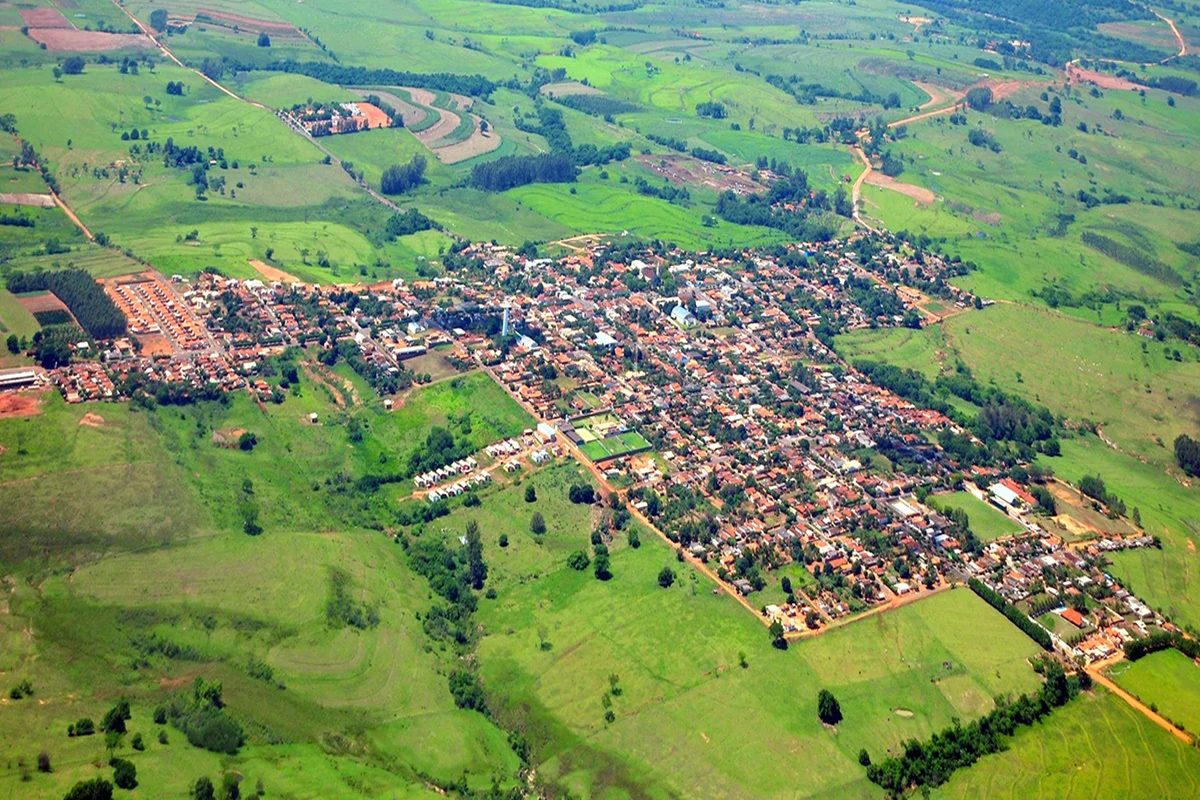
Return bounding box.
[934,491,1024,541]
[478,522,1044,799]
[931,688,1200,799]
[579,431,652,462]
[1106,649,1200,735]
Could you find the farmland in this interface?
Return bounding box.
[2,0,1200,796]
[930,689,1200,799]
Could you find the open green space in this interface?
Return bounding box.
[933,491,1024,541]
[478,525,1043,799]
[1106,649,1200,736]
[931,688,1200,799]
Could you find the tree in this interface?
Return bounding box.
[524,485,537,503]
[111,758,137,790]
[149,8,168,31]
[101,699,130,734]
[53,66,63,82]
[192,777,216,800]
[593,546,612,580]
[464,519,487,589]
[627,529,640,549]
[238,431,258,451]
[858,748,870,766]
[37,751,51,773]
[380,155,427,195]
[6,334,18,354]
[567,550,590,570]
[817,689,842,725]
[1174,434,1200,477]
[498,533,508,548]
[530,512,546,535]
[257,32,271,47]
[63,778,113,800]
[768,619,787,649]
[221,773,240,800]
[657,565,676,588]
[781,575,792,595]
[61,56,85,75]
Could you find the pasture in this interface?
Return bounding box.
[1106,649,1200,735]
[930,689,1200,799]
[933,491,1023,541]
[477,529,1044,799]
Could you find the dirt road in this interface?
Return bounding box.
[1087,656,1194,744]
[849,146,879,233]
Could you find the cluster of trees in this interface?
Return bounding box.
[1123,629,1200,661]
[159,678,244,755]
[380,154,427,195]
[325,566,380,630]
[567,483,596,504]
[1081,231,1182,287]
[645,133,688,152]
[319,338,410,396]
[237,61,496,100]
[6,269,126,340]
[1078,474,1126,517]
[695,101,726,118]
[968,578,1053,649]
[714,178,844,243]
[384,208,439,239]
[1175,434,1200,477]
[470,153,576,191]
[855,360,1058,454]
[690,146,726,165]
[866,660,1085,794]
[967,128,1002,152]
[634,176,690,205]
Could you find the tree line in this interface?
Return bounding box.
[470,153,576,191]
[235,60,497,100]
[6,269,126,340]
[968,578,1053,650]
[866,659,1087,795]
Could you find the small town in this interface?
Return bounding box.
[1,233,1176,676]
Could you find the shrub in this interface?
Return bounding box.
[63,778,113,800]
[111,757,137,790]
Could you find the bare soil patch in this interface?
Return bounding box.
[912,81,962,111]
[249,259,302,284]
[405,87,461,145]
[0,392,41,419]
[351,89,426,128]
[78,412,104,428]
[985,79,1041,101]
[864,171,935,204]
[434,116,502,164]
[16,291,68,316]
[0,193,54,208]
[194,9,303,38]
[352,101,390,129]
[137,332,174,357]
[19,8,69,27]
[211,427,247,447]
[27,28,154,51]
[636,154,760,194]
[1066,63,1141,91]
[540,81,603,97]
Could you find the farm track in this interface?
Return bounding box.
[107,0,407,216]
[1089,654,1194,744]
